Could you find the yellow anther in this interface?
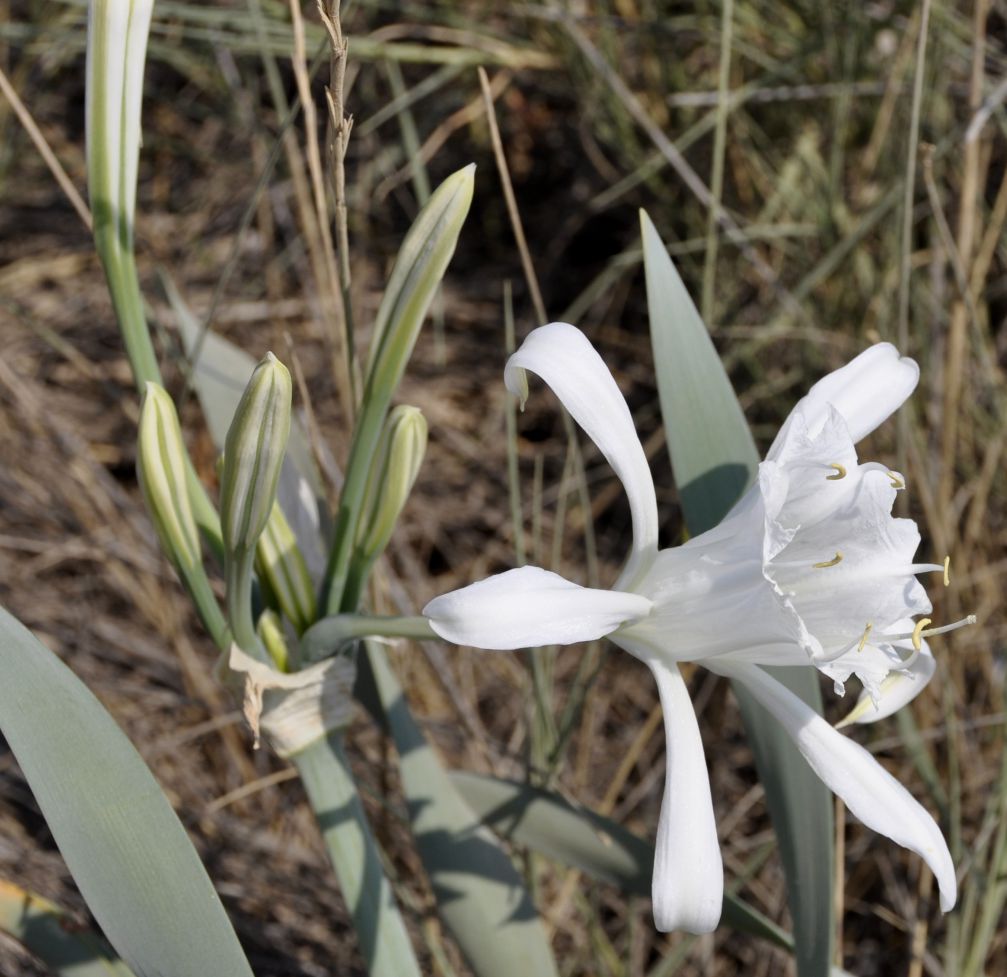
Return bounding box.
[857,622,873,652]
[911,618,932,651]
[887,471,905,490]
[813,552,844,569]
[826,463,847,480]
[943,556,951,587]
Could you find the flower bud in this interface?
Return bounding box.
[356,405,427,563]
[219,353,292,556]
[256,501,316,636]
[137,382,200,571]
[256,608,291,673]
[137,383,230,649]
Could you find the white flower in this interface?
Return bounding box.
[424,322,964,934]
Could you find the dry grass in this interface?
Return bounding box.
[1,1,1005,974]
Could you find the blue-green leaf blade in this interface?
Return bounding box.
[0,608,254,977]
[450,771,793,952]
[365,643,559,977]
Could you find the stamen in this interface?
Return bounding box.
[857,622,873,652]
[917,614,977,639]
[911,618,932,651]
[879,615,979,671]
[943,556,951,586]
[826,463,847,480]
[813,552,844,569]
[887,471,905,490]
[908,562,947,578]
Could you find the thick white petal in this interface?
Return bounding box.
[715,661,956,912]
[422,566,652,650]
[769,343,919,453]
[505,323,659,560]
[647,658,723,933]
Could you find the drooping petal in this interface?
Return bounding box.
[836,642,937,727]
[505,323,660,561]
[768,343,919,453]
[714,660,956,912]
[646,658,723,934]
[422,566,652,650]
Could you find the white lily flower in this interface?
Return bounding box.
[424,322,965,933]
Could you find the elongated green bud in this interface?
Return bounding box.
[366,165,475,396]
[256,608,291,672]
[219,353,293,556]
[219,353,291,657]
[137,383,200,570]
[137,382,229,649]
[356,405,427,563]
[256,502,316,636]
[322,165,474,614]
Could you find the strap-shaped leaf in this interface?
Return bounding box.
[449,771,792,951]
[640,210,834,977]
[0,608,254,977]
[364,643,560,977]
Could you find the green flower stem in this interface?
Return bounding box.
[101,236,225,558]
[185,463,225,560]
[293,732,423,977]
[98,246,161,391]
[300,614,435,664]
[320,396,387,614]
[180,564,231,652]
[225,547,266,660]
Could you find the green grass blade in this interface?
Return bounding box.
[0,878,136,977]
[364,642,560,977]
[640,210,834,976]
[450,771,793,952]
[0,608,254,977]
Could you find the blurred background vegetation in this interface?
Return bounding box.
[0,0,1004,974]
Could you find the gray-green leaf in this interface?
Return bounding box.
[0,607,254,977]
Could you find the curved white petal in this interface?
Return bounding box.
[646,658,723,933]
[422,566,652,650]
[714,661,956,912]
[769,343,919,453]
[837,643,937,727]
[505,323,659,560]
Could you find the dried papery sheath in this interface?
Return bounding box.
[220,353,293,557]
[222,644,356,756]
[137,383,200,571]
[256,501,316,636]
[356,405,427,563]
